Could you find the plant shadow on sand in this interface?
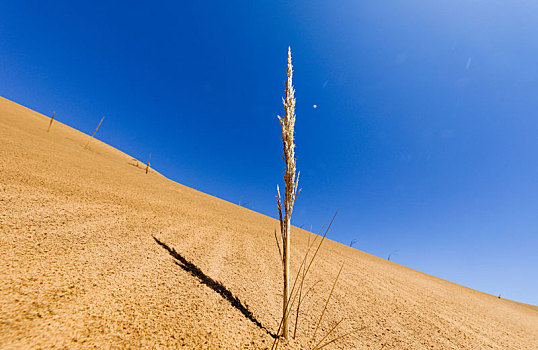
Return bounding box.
[153,236,276,338]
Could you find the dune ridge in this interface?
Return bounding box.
[1,96,537,349]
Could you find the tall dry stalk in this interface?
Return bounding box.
[85,117,104,149]
[275,46,300,340]
[272,214,337,350]
[47,112,55,132]
[146,153,151,174]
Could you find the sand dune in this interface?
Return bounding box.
[1,96,536,349]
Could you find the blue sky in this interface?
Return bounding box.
[1,1,537,305]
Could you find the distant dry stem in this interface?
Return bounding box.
[47,112,55,132]
[146,153,151,174]
[85,117,104,149]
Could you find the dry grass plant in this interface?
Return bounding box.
[146,153,151,174]
[85,117,104,149]
[273,48,356,349]
[275,46,300,340]
[47,112,55,132]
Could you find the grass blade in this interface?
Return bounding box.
[314,329,359,350]
[310,262,344,348]
[313,318,343,350]
[272,213,337,350]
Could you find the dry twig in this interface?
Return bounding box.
[47,112,55,132]
[85,117,104,149]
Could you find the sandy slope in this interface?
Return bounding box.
[0,96,536,349]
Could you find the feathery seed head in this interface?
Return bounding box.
[277,47,299,221]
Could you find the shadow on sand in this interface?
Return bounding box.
[152,236,276,338]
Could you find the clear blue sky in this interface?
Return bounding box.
[1,1,537,305]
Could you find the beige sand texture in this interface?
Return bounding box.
[0,96,537,349]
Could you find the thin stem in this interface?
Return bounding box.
[271,213,336,350]
[85,117,104,149]
[310,262,344,347]
[313,318,344,350]
[314,329,360,350]
[47,111,55,132]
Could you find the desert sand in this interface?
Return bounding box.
[1,96,537,349]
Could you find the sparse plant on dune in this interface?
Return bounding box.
[146,153,151,174]
[47,111,55,132]
[388,250,398,261]
[85,117,104,149]
[275,46,300,340]
[272,48,356,349]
